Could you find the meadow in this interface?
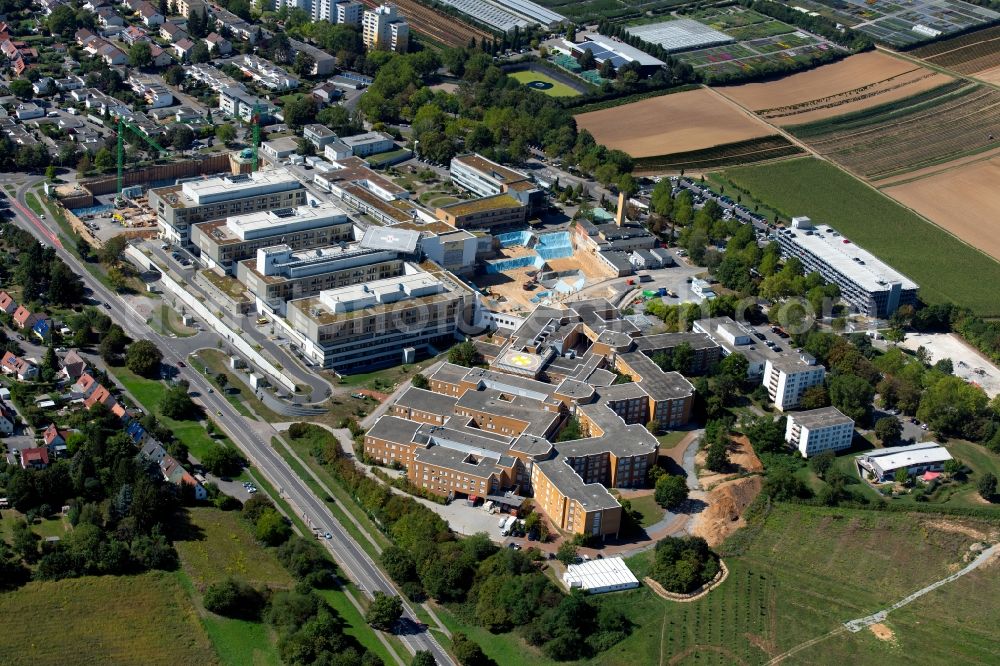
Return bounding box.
[0,573,214,666]
[716,157,1000,316]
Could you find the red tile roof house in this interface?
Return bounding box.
[21,446,50,469]
[12,305,37,330]
[1,351,38,380]
[43,423,70,451]
[0,291,16,315]
[72,372,99,399]
[83,384,124,419]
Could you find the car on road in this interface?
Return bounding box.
[324,532,333,540]
[177,361,186,367]
[103,303,111,310]
[207,388,214,393]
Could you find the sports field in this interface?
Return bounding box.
[508,70,581,97]
[0,573,214,666]
[716,157,1000,316]
[575,87,773,158]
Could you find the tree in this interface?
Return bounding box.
[556,542,578,566]
[705,438,728,472]
[809,450,835,478]
[160,385,196,419]
[283,95,317,128]
[452,632,490,666]
[94,147,116,172]
[125,340,163,377]
[411,373,429,390]
[293,51,316,77]
[201,446,244,477]
[189,41,211,64]
[47,4,77,35]
[894,468,910,486]
[167,124,195,150]
[215,373,229,391]
[799,385,829,409]
[654,474,688,509]
[365,591,403,630]
[203,578,265,619]
[163,65,186,86]
[448,340,482,367]
[215,123,236,144]
[99,235,128,265]
[255,508,292,545]
[411,651,436,666]
[829,374,874,424]
[978,472,997,501]
[874,416,902,445]
[45,165,58,182]
[917,375,989,440]
[8,78,32,99]
[128,41,153,68]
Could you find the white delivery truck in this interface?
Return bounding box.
[500,515,517,536]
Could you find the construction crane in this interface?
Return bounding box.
[250,103,266,173]
[116,116,168,198]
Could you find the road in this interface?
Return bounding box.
[6,184,454,666]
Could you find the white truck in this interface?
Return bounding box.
[499,515,517,536]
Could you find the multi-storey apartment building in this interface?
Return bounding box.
[362,4,408,52]
[763,353,826,411]
[785,407,855,458]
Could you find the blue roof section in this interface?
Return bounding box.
[126,421,146,443]
[32,319,50,336]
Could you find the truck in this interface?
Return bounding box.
[497,514,509,529]
[499,515,517,536]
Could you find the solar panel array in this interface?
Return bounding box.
[627,18,735,53]
[436,0,529,31]
[577,41,630,67]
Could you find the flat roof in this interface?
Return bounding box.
[178,168,301,206]
[563,556,639,591]
[789,406,854,429]
[440,193,523,216]
[778,222,918,292]
[226,201,350,241]
[856,442,952,471]
[360,226,420,253]
[617,351,695,401]
[341,131,393,147]
[576,33,666,67]
[634,332,720,353]
[536,457,620,511]
[452,153,530,185]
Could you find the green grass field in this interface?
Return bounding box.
[174,507,295,591]
[717,158,1000,316]
[627,493,666,528]
[0,573,214,666]
[509,70,582,98]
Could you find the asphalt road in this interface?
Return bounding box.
[7,185,454,666]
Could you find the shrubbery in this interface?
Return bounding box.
[650,536,719,594]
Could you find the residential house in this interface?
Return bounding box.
[75,28,98,47]
[55,76,85,92]
[0,291,16,315]
[1,352,37,380]
[137,2,165,26]
[83,384,127,418]
[311,82,342,106]
[73,372,99,398]
[43,423,71,455]
[12,305,37,330]
[204,32,231,55]
[0,402,16,435]
[120,25,149,46]
[303,123,336,149]
[160,21,188,42]
[59,350,89,381]
[14,103,43,121]
[149,43,173,67]
[32,77,56,95]
[160,452,208,499]
[172,37,195,60]
[95,7,124,28]
[20,447,50,469]
[32,318,51,341]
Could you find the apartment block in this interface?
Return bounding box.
[362,4,409,52]
[785,407,855,458]
[763,353,826,411]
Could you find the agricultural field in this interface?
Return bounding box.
[883,154,1000,261]
[787,82,1000,180]
[508,69,583,97]
[575,87,774,158]
[779,0,1000,47]
[718,51,954,124]
[910,24,1000,82]
[717,157,1000,316]
[0,573,214,666]
[633,135,804,174]
[570,504,1000,666]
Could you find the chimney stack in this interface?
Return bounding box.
[615,191,626,227]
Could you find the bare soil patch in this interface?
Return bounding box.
[717,52,952,125]
[574,88,772,158]
[919,518,996,542]
[691,476,764,546]
[870,623,895,642]
[884,156,1000,262]
[975,64,1000,84]
[696,434,764,489]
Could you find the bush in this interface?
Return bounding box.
[654,474,688,509]
[276,536,338,588]
[288,422,310,439]
[200,446,244,477]
[255,508,292,546]
[364,591,403,630]
[650,536,719,594]
[202,578,265,619]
